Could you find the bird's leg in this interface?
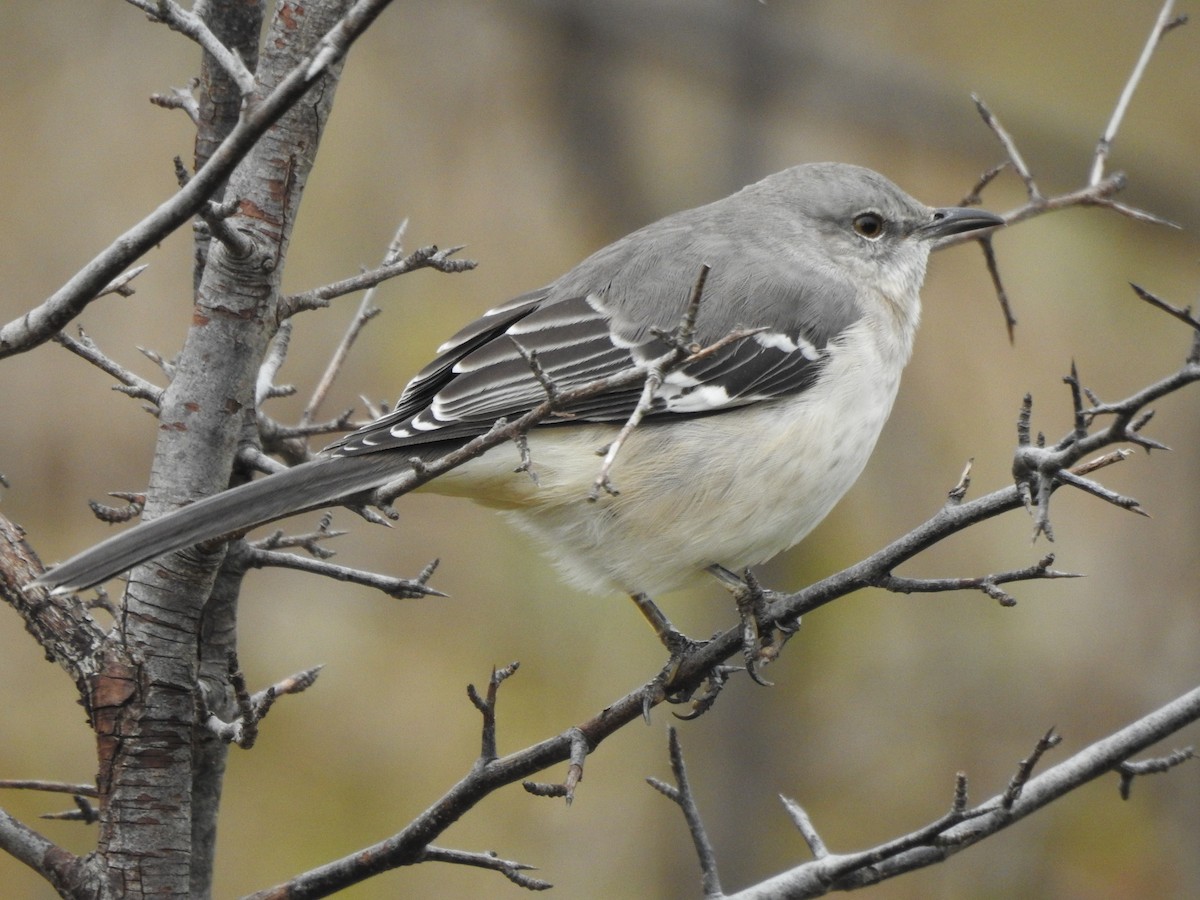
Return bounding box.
[629,592,694,653]
[629,593,712,713]
[629,593,746,719]
[709,565,801,685]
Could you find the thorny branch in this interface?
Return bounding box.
[939,3,1186,337]
[279,244,476,318]
[298,220,410,428]
[646,729,723,898]
[127,0,257,95]
[0,0,398,360]
[200,653,323,749]
[1090,0,1188,187]
[701,686,1200,898]
[1,3,1197,898]
[245,547,442,598]
[53,328,164,407]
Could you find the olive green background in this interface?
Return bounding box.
[2,2,1198,897]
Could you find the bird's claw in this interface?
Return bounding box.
[641,629,743,721]
[672,664,743,720]
[733,570,800,685]
[658,628,710,701]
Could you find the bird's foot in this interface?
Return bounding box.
[640,627,710,720]
[730,569,800,686]
[638,627,746,721]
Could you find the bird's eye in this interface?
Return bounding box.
[852,212,885,240]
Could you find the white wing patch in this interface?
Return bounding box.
[754,330,821,361]
[662,383,735,413]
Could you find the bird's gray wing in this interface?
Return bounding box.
[331,209,865,457]
[331,283,859,457]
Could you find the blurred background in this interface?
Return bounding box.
[2,1,1198,897]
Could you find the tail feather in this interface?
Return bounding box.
[31,453,407,594]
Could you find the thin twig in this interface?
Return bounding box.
[419,846,551,891]
[646,728,722,898]
[872,554,1080,608]
[1002,729,1063,809]
[239,546,443,599]
[780,796,829,859]
[53,329,164,406]
[1090,0,1186,185]
[0,780,98,798]
[979,237,1016,343]
[256,320,294,408]
[150,80,201,123]
[1116,746,1194,799]
[97,265,150,300]
[468,662,520,763]
[127,0,256,95]
[1130,282,1200,332]
[299,220,409,427]
[280,245,475,318]
[201,657,323,748]
[0,0,397,360]
[589,265,713,498]
[972,94,1041,200]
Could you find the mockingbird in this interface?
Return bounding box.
[32,163,1002,647]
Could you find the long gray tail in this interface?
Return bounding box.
[31,453,408,594]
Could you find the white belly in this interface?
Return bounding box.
[427,319,906,597]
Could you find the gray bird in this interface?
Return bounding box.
[32,163,1002,644]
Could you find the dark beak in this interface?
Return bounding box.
[919,206,1005,240]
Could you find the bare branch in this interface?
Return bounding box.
[1090,0,1187,185]
[174,156,255,258]
[945,458,974,505]
[0,0,397,359]
[978,236,1016,343]
[1130,282,1200,332]
[0,512,106,681]
[591,265,712,498]
[523,728,588,805]
[150,79,201,123]
[97,264,150,300]
[237,544,444,599]
[419,846,551,891]
[41,795,99,824]
[258,408,358,446]
[0,807,86,889]
[200,653,322,749]
[87,492,147,525]
[0,780,98,798]
[54,328,164,407]
[1117,746,1195,799]
[279,245,476,318]
[255,320,294,407]
[127,0,257,95]
[781,795,830,860]
[1001,728,1063,809]
[724,689,1200,898]
[971,94,1041,200]
[299,220,409,427]
[871,554,1080,608]
[646,728,723,897]
[958,161,1009,206]
[468,662,521,763]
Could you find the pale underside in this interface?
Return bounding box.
[423,318,904,597]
